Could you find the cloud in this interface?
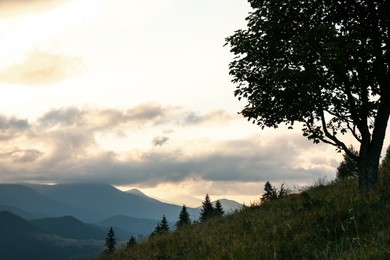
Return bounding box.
[0,103,344,193]
[152,136,169,146]
[0,115,30,140]
[182,109,236,125]
[0,49,84,85]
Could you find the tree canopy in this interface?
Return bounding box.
[226,0,390,192]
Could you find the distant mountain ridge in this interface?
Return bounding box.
[0,211,103,260]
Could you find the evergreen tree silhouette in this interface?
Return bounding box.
[127,236,137,248]
[150,215,170,237]
[104,227,116,254]
[261,181,277,203]
[214,200,224,217]
[176,205,191,228]
[200,194,214,222]
[159,215,170,232]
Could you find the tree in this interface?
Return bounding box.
[176,205,191,228]
[214,200,224,217]
[226,0,390,192]
[104,227,116,254]
[159,215,170,232]
[150,215,170,237]
[337,146,359,180]
[261,181,277,203]
[199,194,215,222]
[127,236,137,248]
[380,145,390,173]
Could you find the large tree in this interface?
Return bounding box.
[226,0,390,192]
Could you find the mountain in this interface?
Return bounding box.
[96,215,162,237]
[196,199,243,214]
[0,211,102,260]
[31,216,106,240]
[212,199,243,214]
[0,184,81,219]
[0,204,39,220]
[38,183,199,222]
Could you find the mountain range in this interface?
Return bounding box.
[0,183,243,259]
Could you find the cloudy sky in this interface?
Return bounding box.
[1,0,388,206]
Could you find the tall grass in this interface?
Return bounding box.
[102,170,390,259]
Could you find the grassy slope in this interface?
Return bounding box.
[103,171,390,259]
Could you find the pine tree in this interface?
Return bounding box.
[104,227,116,254]
[261,181,277,203]
[127,236,137,248]
[159,215,170,232]
[150,215,170,237]
[214,200,224,217]
[176,205,191,228]
[200,194,215,222]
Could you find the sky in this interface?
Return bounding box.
[0,0,389,207]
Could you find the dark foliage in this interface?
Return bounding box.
[150,215,170,237]
[337,147,359,180]
[214,200,224,217]
[127,236,137,248]
[104,227,116,255]
[176,205,191,228]
[199,194,215,222]
[261,181,278,203]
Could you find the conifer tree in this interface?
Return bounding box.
[200,194,215,222]
[104,227,116,254]
[127,236,137,248]
[150,215,170,237]
[261,181,277,203]
[176,205,191,228]
[214,200,224,217]
[159,215,170,232]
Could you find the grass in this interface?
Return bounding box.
[102,170,390,259]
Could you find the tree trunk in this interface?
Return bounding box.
[358,152,379,193]
[358,101,390,193]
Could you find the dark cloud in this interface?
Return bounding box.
[0,115,30,140]
[152,136,169,146]
[0,49,84,86]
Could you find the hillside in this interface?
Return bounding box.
[103,173,390,259]
[31,216,106,240]
[0,211,103,260]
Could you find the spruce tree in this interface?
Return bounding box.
[127,236,137,248]
[150,215,170,237]
[214,200,224,217]
[261,181,277,203]
[104,227,116,254]
[200,194,214,222]
[176,205,191,228]
[159,215,170,232]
